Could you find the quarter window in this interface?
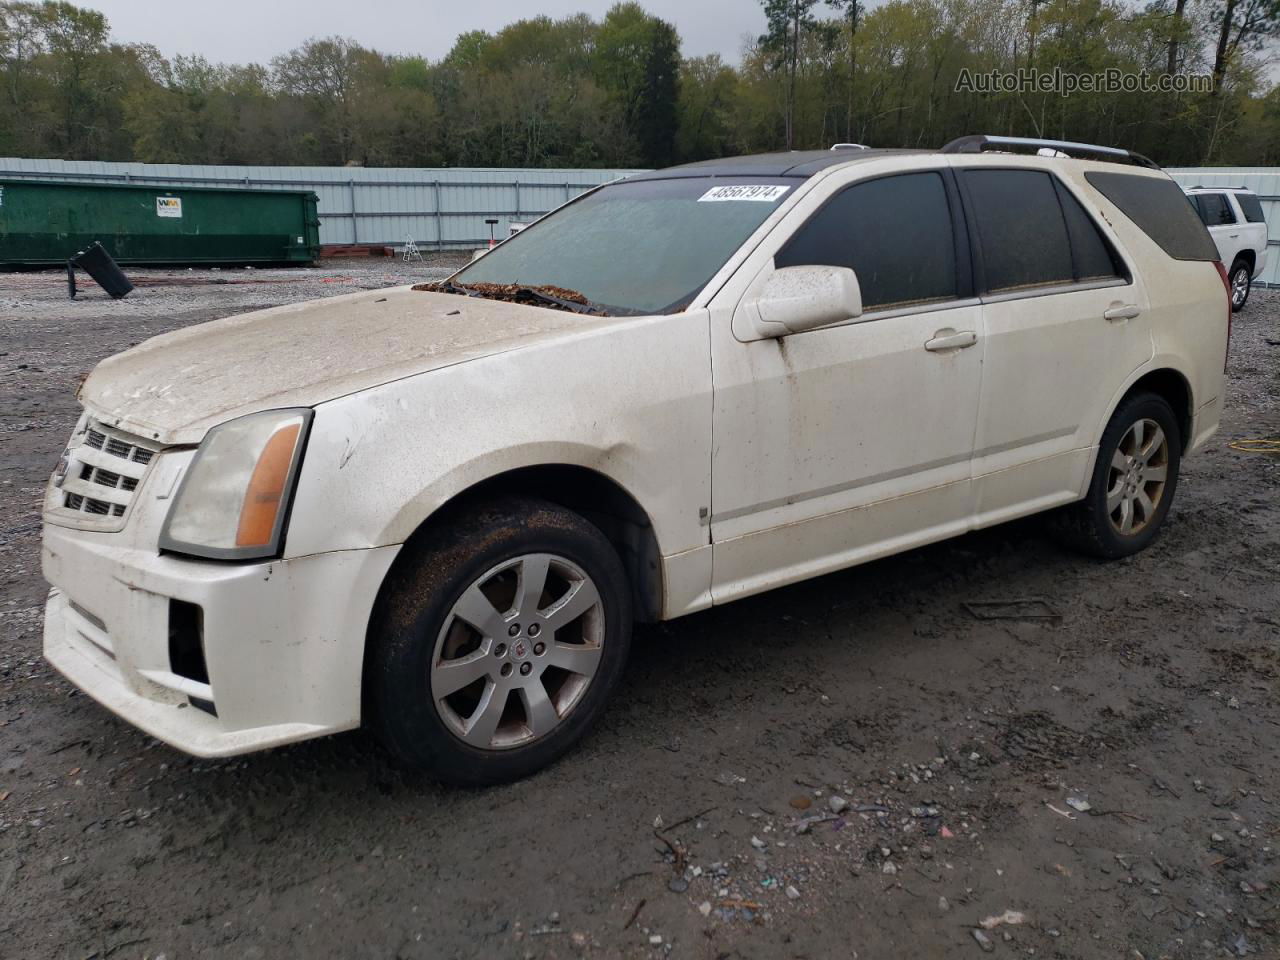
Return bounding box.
[1234,192,1266,224]
[775,172,959,311]
[1083,172,1218,262]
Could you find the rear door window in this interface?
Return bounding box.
[1084,172,1218,261]
[1235,192,1266,224]
[775,171,960,311]
[1195,193,1236,226]
[963,169,1074,292]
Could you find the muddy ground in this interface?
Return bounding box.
[1,261,1278,960]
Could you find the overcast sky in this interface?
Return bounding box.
[89,0,772,66]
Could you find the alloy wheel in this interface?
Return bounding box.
[1106,418,1169,536]
[1232,267,1249,307]
[430,553,604,750]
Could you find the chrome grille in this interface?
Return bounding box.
[57,420,161,523]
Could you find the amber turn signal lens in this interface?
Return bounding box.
[235,423,301,547]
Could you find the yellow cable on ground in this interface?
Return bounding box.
[1229,438,1280,454]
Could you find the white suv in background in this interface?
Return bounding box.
[42,135,1231,784]
[1184,185,1268,311]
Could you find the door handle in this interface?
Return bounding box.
[1103,304,1141,322]
[1229,233,1239,238]
[924,330,977,351]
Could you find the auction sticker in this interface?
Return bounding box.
[698,184,790,202]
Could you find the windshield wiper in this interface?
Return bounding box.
[434,280,480,299]
[512,285,607,316]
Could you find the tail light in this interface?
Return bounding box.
[1214,260,1231,371]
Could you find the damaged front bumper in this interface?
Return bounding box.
[42,523,398,757]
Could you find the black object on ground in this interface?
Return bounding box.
[67,241,134,300]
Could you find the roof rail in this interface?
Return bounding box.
[1188,184,1248,191]
[940,135,1160,170]
[830,142,869,151]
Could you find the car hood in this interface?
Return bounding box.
[79,285,608,445]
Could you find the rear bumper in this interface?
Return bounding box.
[42,523,398,757]
[1189,394,1222,455]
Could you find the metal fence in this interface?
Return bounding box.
[5,158,1277,269]
[0,158,645,250]
[1168,168,1280,287]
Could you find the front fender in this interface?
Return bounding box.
[376,440,658,549]
[282,313,714,563]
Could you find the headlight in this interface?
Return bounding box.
[159,409,312,560]
[53,412,89,487]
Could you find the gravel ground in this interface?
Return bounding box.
[1,264,1278,960]
[0,256,464,321]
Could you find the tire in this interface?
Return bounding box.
[1052,392,1182,559]
[366,496,632,786]
[1230,259,1251,312]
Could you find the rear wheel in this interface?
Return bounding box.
[366,497,632,785]
[1052,392,1182,559]
[1230,259,1251,312]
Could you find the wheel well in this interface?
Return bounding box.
[398,465,664,623]
[1123,369,1192,449]
[1233,249,1255,273]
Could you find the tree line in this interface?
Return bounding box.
[2,0,1280,169]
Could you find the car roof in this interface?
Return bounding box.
[625,148,931,181]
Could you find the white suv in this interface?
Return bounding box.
[1184,185,1268,311]
[42,135,1230,784]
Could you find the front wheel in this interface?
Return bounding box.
[366,497,632,785]
[1230,259,1252,312]
[1052,392,1182,559]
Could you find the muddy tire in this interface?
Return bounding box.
[366,497,632,786]
[1230,259,1251,312]
[1051,392,1182,559]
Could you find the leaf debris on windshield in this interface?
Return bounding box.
[413,281,608,316]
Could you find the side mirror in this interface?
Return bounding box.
[748,265,863,338]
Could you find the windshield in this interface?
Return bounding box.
[452,176,797,315]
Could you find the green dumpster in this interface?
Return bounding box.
[0,179,320,267]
